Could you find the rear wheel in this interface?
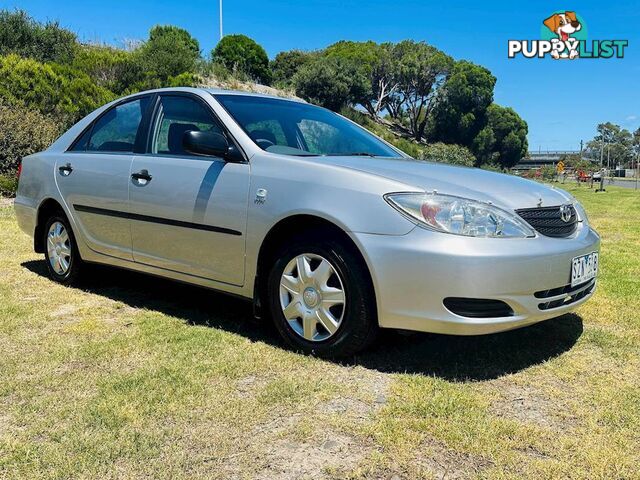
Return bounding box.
[43,213,84,285]
[266,233,377,357]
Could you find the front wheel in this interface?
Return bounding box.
[266,234,378,357]
[43,213,84,285]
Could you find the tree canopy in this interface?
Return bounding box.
[270,50,314,87]
[211,34,270,84]
[139,25,201,83]
[428,61,496,147]
[585,122,635,168]
[294,56,368,111]
[0,9,77,64]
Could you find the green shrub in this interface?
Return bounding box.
[72,44,144,95]
[167,72,200,87]
[212,34,271,84]
[0,174,18,196]
[270,50,313,87]
[0,9,77,64]
[0,102,60,193]
[479,163,505,173]
[540,164,557,181]
[417,142,476,167]
[0,54,114,125]
[139,25,200,83]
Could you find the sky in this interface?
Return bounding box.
[2,0,639,151]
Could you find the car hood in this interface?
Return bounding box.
[308,156,573,210]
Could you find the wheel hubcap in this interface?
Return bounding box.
[279,253,346,342]
[47,221,71,275]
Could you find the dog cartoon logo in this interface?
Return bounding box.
[543,11,582,59]
[508,12,628,60]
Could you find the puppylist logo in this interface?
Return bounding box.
[508,11,628,60]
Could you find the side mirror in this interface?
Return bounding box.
[183,131,229,157]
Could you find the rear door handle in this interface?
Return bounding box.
[58,163,73,176]
[131,169,152,183]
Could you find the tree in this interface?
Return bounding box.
[585,122,634,168]
[0,9,77,64]
[481,104,528,169]
[393,40,453,141]
[139,25,200,83]
[427,61,496,147]
[294,56,368,111]
[212,34,270,84]
[270,50,313,87]
[472,126,496,165]
[325,41,399,119]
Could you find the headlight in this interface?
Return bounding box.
[385,192,536,238]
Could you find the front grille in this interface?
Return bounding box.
[443,298,514,318]
[536,278,596,310]
[516,205,578,238]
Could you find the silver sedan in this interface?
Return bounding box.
[15,88,599,356]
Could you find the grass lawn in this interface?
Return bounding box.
[0,185,639,479]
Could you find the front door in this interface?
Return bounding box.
[128,94,250,286]
[55,96,152,261]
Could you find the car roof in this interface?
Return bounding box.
[203,88,307,103]
[115,86,307,105]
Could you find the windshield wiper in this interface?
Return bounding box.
[326,152,377,157]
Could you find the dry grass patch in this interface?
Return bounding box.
[1,185,639,479]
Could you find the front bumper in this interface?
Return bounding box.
[352,221,600,335]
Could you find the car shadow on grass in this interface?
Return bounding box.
[22,260,583,382]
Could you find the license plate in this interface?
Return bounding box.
[571,252,598,287]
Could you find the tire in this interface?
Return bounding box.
[43,212,84,285]
[266,231,378,357]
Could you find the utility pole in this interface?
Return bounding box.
[219,0,223,40]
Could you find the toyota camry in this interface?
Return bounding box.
[14,88,599,356]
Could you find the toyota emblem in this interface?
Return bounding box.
[560,205,572,223]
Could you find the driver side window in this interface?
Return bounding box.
[152,95,224,156]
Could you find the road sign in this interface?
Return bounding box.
[556,161,565,173]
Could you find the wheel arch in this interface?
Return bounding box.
[253,214,377,321]
[34,198,66,253]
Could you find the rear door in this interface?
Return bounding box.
[128,93,250,285]
[55,95,152,260]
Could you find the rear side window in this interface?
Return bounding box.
[151,95,223,156]
[71,97,150,153]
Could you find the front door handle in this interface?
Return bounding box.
[58,163,73,176]
[131,169,152,183]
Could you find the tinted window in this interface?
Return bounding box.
[70,126,92,151]
[215,94,399,157]
[87,97,150,153]
[152,96,223,156]
[244,119,288,150]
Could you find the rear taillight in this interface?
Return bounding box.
[17,162,22,178]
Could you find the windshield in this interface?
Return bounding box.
[213,94,400,157]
